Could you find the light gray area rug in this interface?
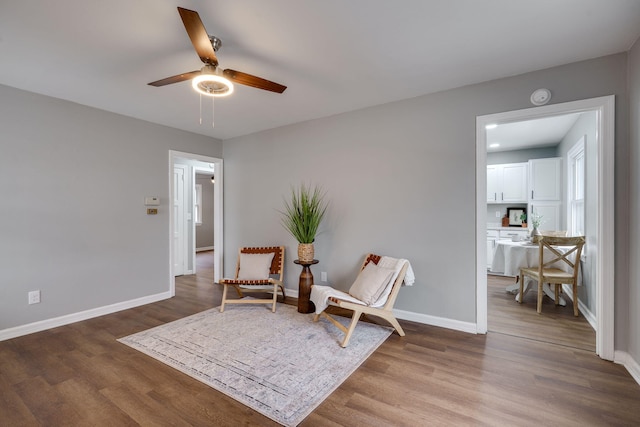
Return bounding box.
[118,302,392,426]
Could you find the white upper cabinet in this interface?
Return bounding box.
[528,157,561,201]
[487,162,528,203]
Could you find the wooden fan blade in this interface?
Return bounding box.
[148,70,201,87]
[178,7,218,66]
[223,69,287,93]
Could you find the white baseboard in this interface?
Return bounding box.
[562,284,596,330]
[393,308,478,334]
[0,291,172,342]
[285,287,477,334]
[196,246,214,252]
[614,350,640,386]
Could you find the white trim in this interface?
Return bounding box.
[476,95,615,360]
[394,309,477,334]
[0,291,172,341]
[562,284,596,330]
[614,351,640,386]
[566,136,586,235]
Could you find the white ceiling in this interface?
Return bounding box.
[1,1,639,141]
[486,113,582,152]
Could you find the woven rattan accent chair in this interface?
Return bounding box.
[518,236,585,316]
[310,253,411,347]
[219,246,285,313]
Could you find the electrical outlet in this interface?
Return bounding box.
[28,290,40,305]
[495,211,501,218]
[321,271,327,282]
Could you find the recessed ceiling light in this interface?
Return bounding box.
[485,124,498,130]
[489,143,500,148]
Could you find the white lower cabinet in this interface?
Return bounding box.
[499,229,529,241]
[529,202,561,232]
[487,230,498,269]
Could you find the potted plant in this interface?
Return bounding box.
[280,184,328,262]
[519,212,527,228]
[530,212,544,242]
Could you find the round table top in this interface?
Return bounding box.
[294,259,319,266]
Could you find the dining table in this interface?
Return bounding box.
[490,240,580,305]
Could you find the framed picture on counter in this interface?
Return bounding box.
[507,207,526,227]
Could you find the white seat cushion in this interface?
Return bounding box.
[237,252,275,280]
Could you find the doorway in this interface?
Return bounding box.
[476,96,615,360]
[169,150,224,297]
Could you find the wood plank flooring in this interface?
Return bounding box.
[487,273,596,352]
[1,252,638,426]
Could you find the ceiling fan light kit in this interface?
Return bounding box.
[192,66,234,97]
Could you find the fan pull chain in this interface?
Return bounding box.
[212,95,215,128]
[199,93,202,125]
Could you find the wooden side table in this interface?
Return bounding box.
[293,259,319,313]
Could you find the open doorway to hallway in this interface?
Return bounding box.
[169,150,223,297]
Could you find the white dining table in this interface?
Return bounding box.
[491,240,578,305]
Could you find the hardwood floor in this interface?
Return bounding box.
[1,252,638,426]
[487,273,596,352]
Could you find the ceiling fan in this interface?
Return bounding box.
[148,7,287,96]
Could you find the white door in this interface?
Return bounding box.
[173,165,186,276]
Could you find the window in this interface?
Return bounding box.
[567,136,585,236]
[194,184,202,226]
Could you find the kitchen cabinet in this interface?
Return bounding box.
[486,230,498,269]
[499,229,529,241]
[528,157,561,201]
[529,202,561,232]
[487,162,528,203]
[528,157,562,231]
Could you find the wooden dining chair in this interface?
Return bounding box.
[518,236,585,316]
[541,230,568,237]
[218,246,285,312]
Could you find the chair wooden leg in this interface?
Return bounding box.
[234,285,243,298]
[313,313,321,322]
[518,273,525,303]
[554,284,560,306]
[384,314,406,337]
[572,283,579,316]
[341,310,362,348]
[537,280,544,314]
[220,284,228,312]
[271,284,277,313]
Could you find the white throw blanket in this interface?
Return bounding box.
[310,257,415,315]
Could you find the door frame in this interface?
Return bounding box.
[475,95,615,360]
[169,150,224,296]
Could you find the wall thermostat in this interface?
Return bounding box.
[144,197,160,206]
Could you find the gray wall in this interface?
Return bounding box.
[557,111,597,313]
[223,53,630,333]
[487,146,558,164]
[196,175,215,248]
[628,38,640,366]
[0,84,222,330]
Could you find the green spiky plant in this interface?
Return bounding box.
[280,184,328,243]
